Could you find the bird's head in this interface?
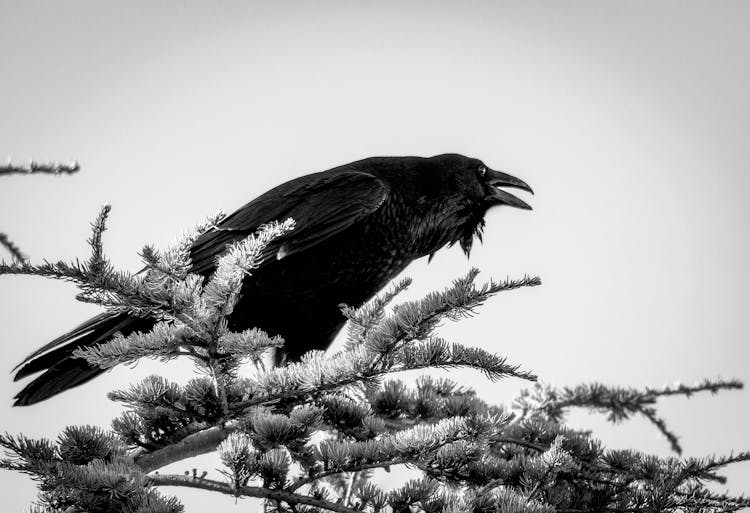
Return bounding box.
[423,153,534,210]
[352,153,533,257]
[419,153,534,255]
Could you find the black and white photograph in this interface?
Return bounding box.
[1,2,749,512]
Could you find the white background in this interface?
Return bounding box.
[1,1,749,511]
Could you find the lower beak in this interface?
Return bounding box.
[485,168,534,210]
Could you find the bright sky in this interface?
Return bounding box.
[1,1,749,511]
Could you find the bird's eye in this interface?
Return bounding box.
[478,165,487,177]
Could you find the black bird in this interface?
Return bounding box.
[12,154,533,406]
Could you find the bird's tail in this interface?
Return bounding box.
[13,312,153,406]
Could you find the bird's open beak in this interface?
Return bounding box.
[484,168,534,210]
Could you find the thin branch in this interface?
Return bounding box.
[150,474,360,513]
[0,233,26,262]
[644,378,743,399]
[640,407,682,454]
[525,378,743,455]
[0,159,79,176]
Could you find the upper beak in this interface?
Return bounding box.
[484,168,534,210]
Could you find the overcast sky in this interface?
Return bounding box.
[1,1,749,511]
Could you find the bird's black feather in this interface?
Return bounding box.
[190,170,388,274]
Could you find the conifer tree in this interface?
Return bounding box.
[1,201,748,513]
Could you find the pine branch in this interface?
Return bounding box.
[114,269,537,486]
[0,232,26,262]
[202,219,295,318]
[131,396,541,475]
[397,336,537,381]
[143,210,226,280]
[1,428,182,513]
[230,272,539,413]
[0,205,161,317]
[218,328,285,364]
[679,451,750,483]
[674,487,750,512]
[74,322,192,368]
[513,379,743,454]
[231,343,533,414]
[644,378,743,399]
[0,159,80,176]
[0,432,56,475]
[294,413,515,494]
[640,408,682,455]
[365,269,541,357]
[342,277,412,350]
[149,474,360,513]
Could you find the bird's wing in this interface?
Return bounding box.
[189,171,389,275]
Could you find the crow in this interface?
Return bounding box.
[12,153,533,406]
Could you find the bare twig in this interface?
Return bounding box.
[0,160,79,176]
